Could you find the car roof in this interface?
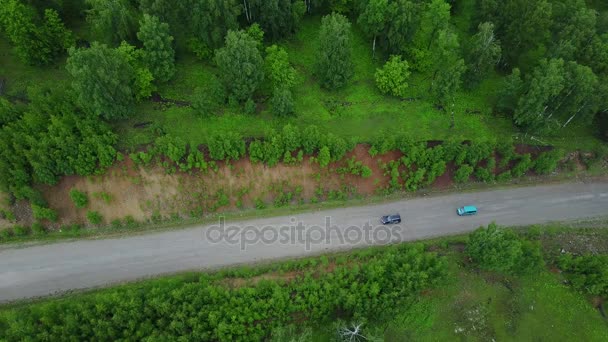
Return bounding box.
[463,206,477,211]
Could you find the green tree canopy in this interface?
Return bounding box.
[265,45,297,89]
[137,14,175,83]
[85,0,137,45]
[66,42,135,120]
[316,13,353,89]
[374,55,411,98]
[465,22,501,87]
[0,1,73,65]
[189,0,240,49]
[215,30,265,102]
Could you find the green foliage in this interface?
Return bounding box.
[255,197,266,209]
[86,210,103,225]
[137,14,175,83]
[0,2,73,65]
[533,149,564,175]
[191,76,225,118]
[0,244,446,340]
[317,146,331,168]
[454,164,474,183]
[31,204,58,222]
[188,0,240,49]
[467,223,543,274]
[215,30,264,102]
[514,59,599,133]
[245,0,305,41]
[496,140,516,168]
[67,43,135,120]
[302,125,322,155]
[271,87,295,117]
[374,55,411,98]
[207,133,246,161]
[559,254,608,297]
[317,13,353,89]
[465,22,501,87]
[85,0,136,45]
[0,88,117,195]
[69,189,88,208]
[512,153,533,177]
[265,45,297,89]
[497,170,512,182]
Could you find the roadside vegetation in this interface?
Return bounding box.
[2,221,608,341]
[1,0,607,234]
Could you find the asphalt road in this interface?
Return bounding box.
[1,181,607,302]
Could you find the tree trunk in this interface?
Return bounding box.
[372,36,376,58]
[243,0,250,23]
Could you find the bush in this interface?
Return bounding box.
[154,135,187,164]
[374,55,411,98]
[191,78,224,117]
[497,170,512,182]
[558,254,608,297]
[302,125,322,154]
[511,153,532,177]
[454,164,474,183]
[32,205,58,222]
[475,166,494,183]
[281,124,301,152]
[248,140,265,164]
[31,222,47,235]
[496,141,516,168]
[465,141,494,166]
[271,87,295,116]
[369,135,396,156]
[70,188,89,208]
[207,133,246,161]
[12,225,29,237]
[323,133,350,161]
[0,229,11,241]
[533,149,563,175]
[87,211,103,225]
[467,223,543,274]
[255,198,266,210]
[317,146,331,168]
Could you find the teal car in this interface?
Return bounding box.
[457,206,477,216]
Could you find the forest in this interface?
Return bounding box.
[0,0,607,229]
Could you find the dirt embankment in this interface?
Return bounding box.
[30,145,404,227]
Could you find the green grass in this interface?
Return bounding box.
[0,37,69,98]
[115,16,522,151]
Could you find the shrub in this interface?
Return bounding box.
[558,254,608,297]
[0,229,11,240]
[255,198,266,210]
[248,140,265,163]
[111,219,123,229]
[317,146,331,168]
[374,55,411,98]
[153,135,187,164]
[244,98,257,114]
[12,225,29,237]
[465,141,494,166]
[87,211,103,225]
[31,222,47,235]
[271,87,295,116]
[324,133,349,161]
[496,141,515,168]
[361,166,372,178]
[32,205,58,222]
[475,166,494,183]
[467,223,543,274]
[496,170,512,182]
[454,164,474,183]
[281,124,301,152]
[533,149,563,175]
[370,134,396,156]
[207,133,246,161]
[511,153,532,177]
[302,125,322,154]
